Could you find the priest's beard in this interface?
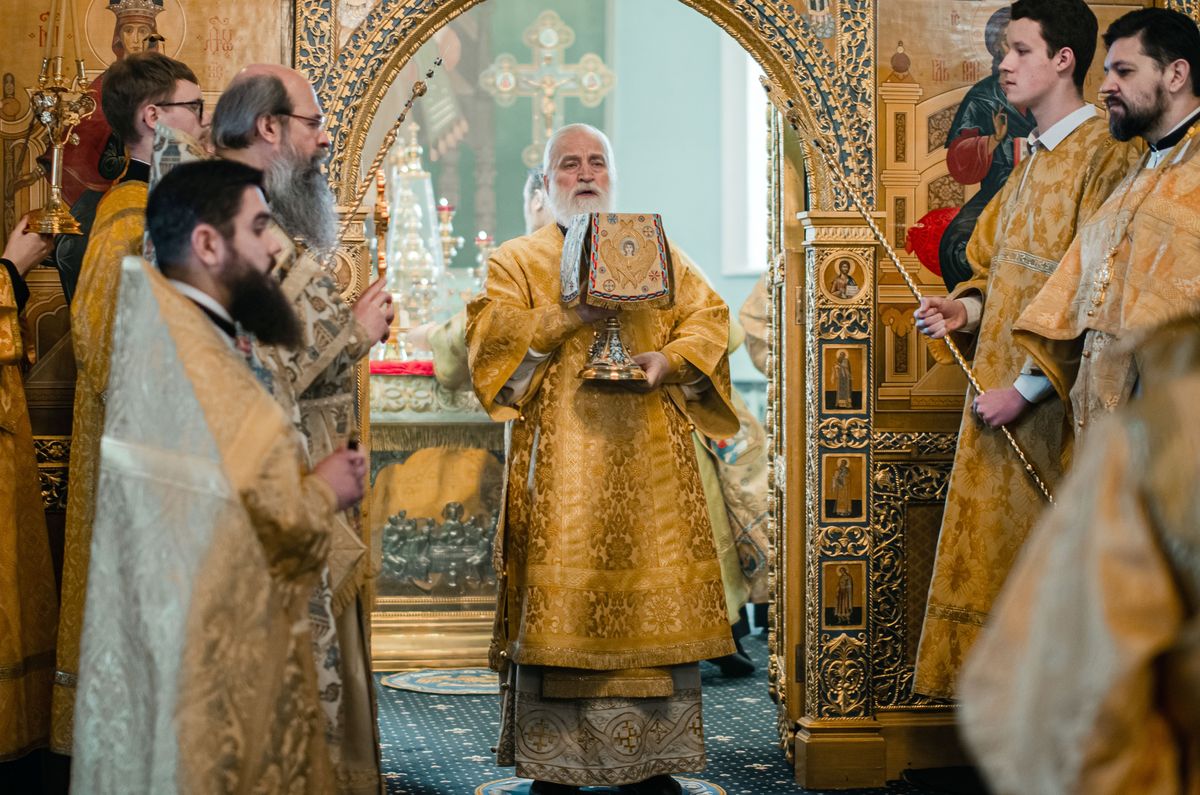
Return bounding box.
[547,183,612,228]
[224,254,303,349]
[1107,84,1169,142]
[264,139,338,254]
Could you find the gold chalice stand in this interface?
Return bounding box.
[562,212,675,382]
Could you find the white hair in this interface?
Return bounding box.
[541,123,618,188]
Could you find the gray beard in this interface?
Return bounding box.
[264,154,339,254]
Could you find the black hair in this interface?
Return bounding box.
[1104,7,1200,96]
[1011,0,1098,91]
[146,160,265,273]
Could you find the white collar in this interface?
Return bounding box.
[166,278,235,326]
[1027,104,1097,153]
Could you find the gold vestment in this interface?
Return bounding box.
[72,259,336,792]
[738,271,770,376]
[0,267,57,761]
[960,314,1200,795]
[1015,125,1200,446]
[261,238,381,795]
[52,179,147,752]
[468,222,738,672]
[915,116,1140,698]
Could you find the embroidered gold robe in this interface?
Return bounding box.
[52,179,147,752]
[960,314,1200,795]
[72,258,336,792]
[468,222,738,673]
[260,237,381,795]
[0,268,57,761]
[1015,127,1200,448]
[914,116,1140,698]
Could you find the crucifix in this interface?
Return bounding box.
[479,10,615,167]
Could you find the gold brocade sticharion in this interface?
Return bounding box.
[960,314,1200,795]
[915,115,1140,698]
[0,268,58,761]
[1015,124,1200,446]
[467,222,738,674]
[52,179,148,752]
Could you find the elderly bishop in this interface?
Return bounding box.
[468,123,739,795]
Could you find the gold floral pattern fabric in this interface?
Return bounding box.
[959,314,1200,795]
[257,243,381,794]
[52,180,147,752]
[72,259,335,792]
[1015,129,1200,444]
[915,116,1141,698]
[467,223,738,673]
[0,268,57,761]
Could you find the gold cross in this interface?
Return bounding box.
[612,719,643,753]
[479,10,615,167]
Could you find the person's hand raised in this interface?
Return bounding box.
[353,277,394,344]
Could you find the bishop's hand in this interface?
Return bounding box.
[627,351,670,392]
[573,303,618,325]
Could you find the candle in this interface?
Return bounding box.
[42,0,59,61]
[54,0,65,61]
[68,0,82,66]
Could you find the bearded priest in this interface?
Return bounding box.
[467,123,739,795]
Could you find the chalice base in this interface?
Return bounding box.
[579,317,647,381]
[28,202,82,236]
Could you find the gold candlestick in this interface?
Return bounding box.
[28,0,96,236]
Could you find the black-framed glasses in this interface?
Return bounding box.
[156,99,204,119]
[281,112,326,132]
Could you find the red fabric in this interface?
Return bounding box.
[945,128,994,185]
[905,207,960,277]
[369,360,435,376]
[61,74,112,204]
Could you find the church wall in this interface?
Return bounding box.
[611,0,766,387]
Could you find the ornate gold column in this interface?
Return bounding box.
[770,210,966,789]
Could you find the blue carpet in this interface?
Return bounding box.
[377,633,940,794]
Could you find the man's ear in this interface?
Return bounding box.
[532,190,546,211]
[1165,58,1192,95]
[1055,47,1076,80]
[256,113,282,146]
[139,101,159,140]
[191,223,225,275]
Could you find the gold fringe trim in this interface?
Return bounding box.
[580,294,673,312]
[331,554,371,616]
[511,635,734,671]
[542,668,674,699]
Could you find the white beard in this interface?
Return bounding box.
[548,187,612,228]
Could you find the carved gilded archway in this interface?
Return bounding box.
[294,1,893,786]
[296,0,876,210]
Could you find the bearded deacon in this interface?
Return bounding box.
[211,65,392,795]
[467,123,738,795]
[1014,8,1200,446]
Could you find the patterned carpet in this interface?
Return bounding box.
[376,633,941,794]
